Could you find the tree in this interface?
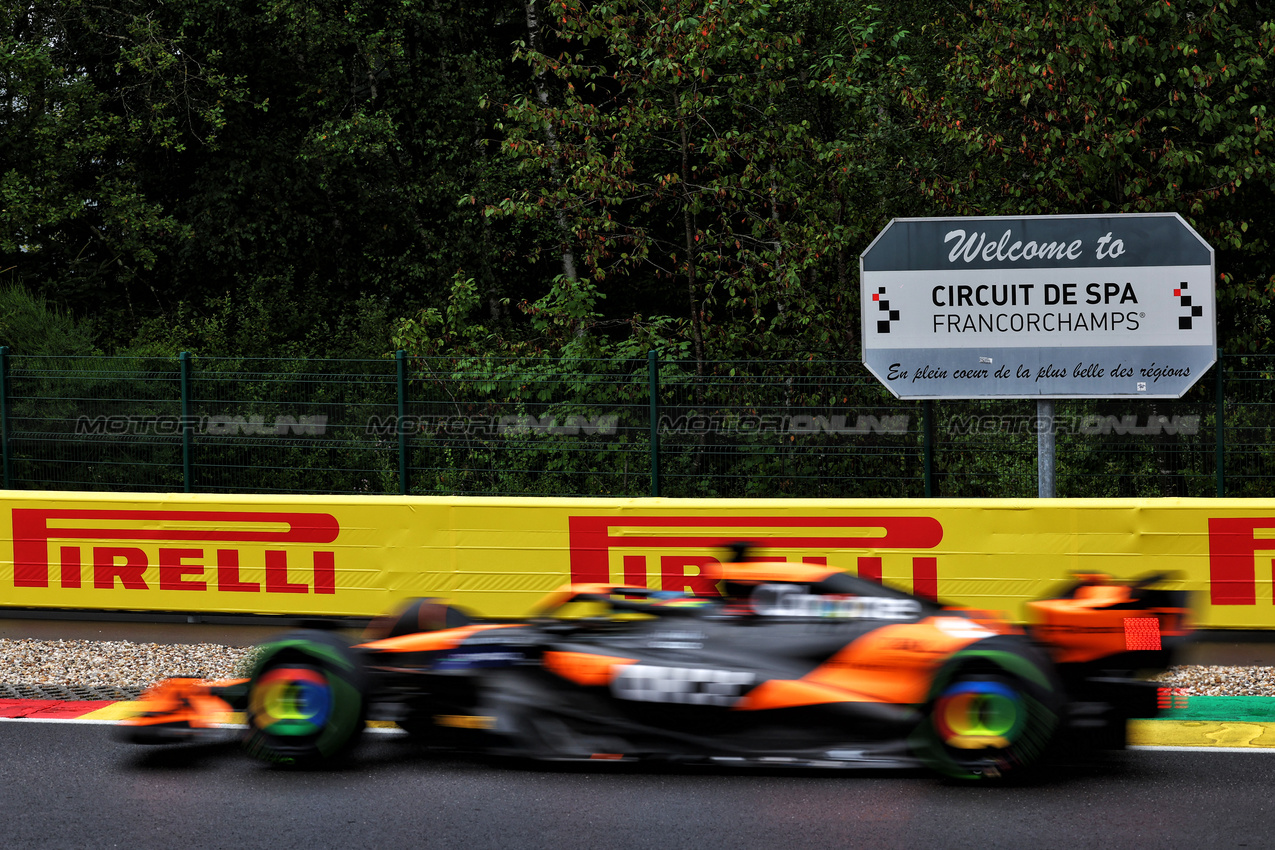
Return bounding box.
[3,0,544,355]
[0,0,234,336]
[488,0,901,366]
[898,0,1275,350]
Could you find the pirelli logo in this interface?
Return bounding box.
[1209,517,1275,605]
[11,508,340,594]
[567,515,944,598]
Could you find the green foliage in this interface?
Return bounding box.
[129,291,398,358]
[0,285,99,355]
[6,0,1273,364]
[2,0,541,356]
[0,0,1273,509]
[184,356,402,495]
[4,353,183,491]
[0,0,248,334]
[486,0,900,363]
[157,0,537,355]
[898,0,1275,351]
[0,350,1233,498]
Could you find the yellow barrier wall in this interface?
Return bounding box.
[4,492,1275,628]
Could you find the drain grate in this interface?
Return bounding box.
[0,683,142,701]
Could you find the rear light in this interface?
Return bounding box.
[1157,687,1189,710]
[1124,617,1162,651]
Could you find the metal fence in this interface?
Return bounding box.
[0,348,1263,499]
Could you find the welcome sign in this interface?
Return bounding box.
[859,214,1216,399]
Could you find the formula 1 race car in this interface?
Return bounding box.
[118,547,1192,780]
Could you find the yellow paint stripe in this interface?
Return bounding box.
[83,700,400,730]
[80,701,143,721]
[1130,719,1275,749]
[79,702,250,725]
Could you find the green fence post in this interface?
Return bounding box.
[0,346,10,489]
[648,350,660,497]
[180,351,192,493]
[1216,348,1225,497]
[396,350,409,495]
[923,400,935,497]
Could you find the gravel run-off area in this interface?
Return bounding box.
[0,637,1273,698]
[0,638,257,693]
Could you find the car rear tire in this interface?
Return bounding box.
[912,638,1062,781]
[242,630,368,767]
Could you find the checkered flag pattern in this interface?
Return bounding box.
[1175,281,1203,330]
[611,664,755,706]
[872,287,900,333]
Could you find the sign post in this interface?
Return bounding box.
[860,214,1215,400]
[860,214,1216,495]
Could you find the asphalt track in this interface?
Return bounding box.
[1,720,1272,850]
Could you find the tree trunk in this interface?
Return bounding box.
[523,0,579,285]
[680,119,704,379]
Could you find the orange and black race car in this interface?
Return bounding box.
[118,546,1192,780]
